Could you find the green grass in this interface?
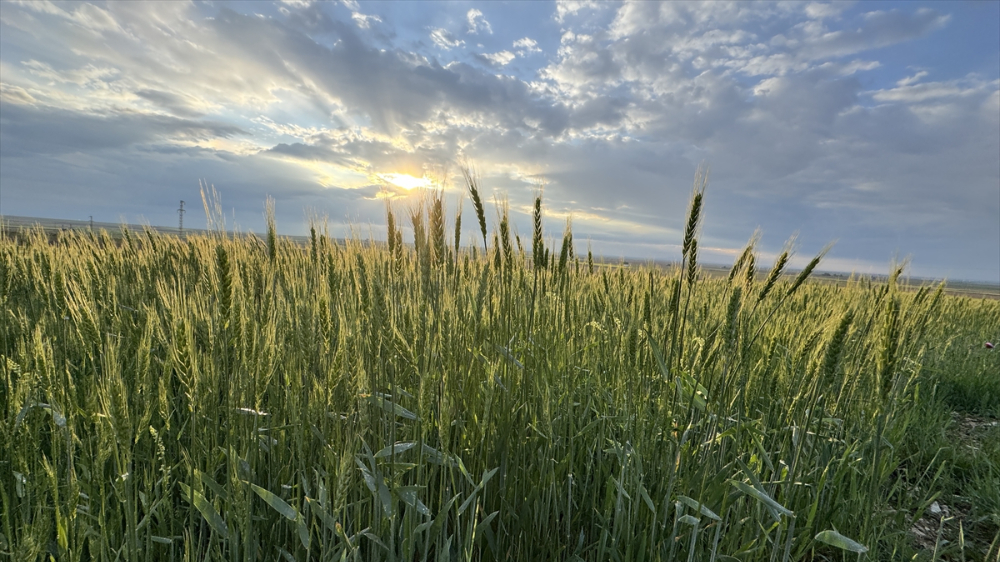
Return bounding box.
[1,187,998,561]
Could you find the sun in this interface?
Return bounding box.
[379,173,432,191]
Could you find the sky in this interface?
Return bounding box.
[1,1,998,283]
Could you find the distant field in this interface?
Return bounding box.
[2,214,237,241]
[3,193,998,561]
[5,214,997,300]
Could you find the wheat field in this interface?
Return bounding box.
[1,183,998,561]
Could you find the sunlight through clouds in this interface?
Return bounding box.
[378,173,433,191]
[0,0,997,282]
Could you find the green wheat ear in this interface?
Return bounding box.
[462,166,488,252]
[496,196,513,269]
[729,229,761,283]
[686,238,698,286]
[786,242,833,298]
[453,194,463,267]
[820,309,853,390]
[385,198,397,255]
[757,249,789,304]
[682,163,709,258]
[744,252,757,295]
[532,192,544,270]
[558,217,572,275]
[265,196,277,263]
[428,190,446,267]
[215,244,232,317]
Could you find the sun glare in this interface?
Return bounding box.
[379,173,432,190]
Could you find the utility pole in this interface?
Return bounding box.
[178,200,185,234]
[89,216,93,231]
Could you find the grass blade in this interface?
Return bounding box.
[727,480,794,520]
[179,482,229,539]
[814,530,868,553]
[251,483,298,521]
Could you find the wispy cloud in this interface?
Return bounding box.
[870,74,997,103]
[351,12,381,29]
[466,9,492,35]
[513,37,542,55]
[429,27,464,49]
[555,0,602,23]
[478,50,515,67]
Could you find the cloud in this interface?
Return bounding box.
[593,2,949,81]
[0,1,996,281]
[477,51,515,67]
[351,12,381,29]
[429,27,464,49]
[0,103,247,157]
[870,74,996,103]
[795,8,950,61]
[6,0,67,17]
[466,9,492,35]
[555,0,602,23]
[897,70,928,87]
[833,59,881,76]
[21,59,121,88]
[0,3,572,139]
[70,3,122,33]
[134,89,206,118]
[528,2,995,275]
[0,83,38,104]
[513,37,542,55]
[804,3,844,20]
